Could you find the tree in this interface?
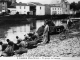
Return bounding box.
[70,2,77,11]
[70,1,80,11]
[7,1,12,8]
[77,1,80,10]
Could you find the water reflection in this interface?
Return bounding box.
[0,19,67,43]
[6,25,30,43]
[0,20,44,43]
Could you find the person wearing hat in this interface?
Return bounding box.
[15,40,28,55]
[6,39,14,46]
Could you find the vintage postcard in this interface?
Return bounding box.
[0,0,80,60]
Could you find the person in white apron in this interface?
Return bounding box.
[42,22,50,44]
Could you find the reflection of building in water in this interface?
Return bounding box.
[53,20,68,29]
[54,20,63,26]
[30,20,36,32]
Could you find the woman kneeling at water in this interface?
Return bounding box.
[15,40,28,55]
[2,39,15,56]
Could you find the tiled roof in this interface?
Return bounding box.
[64,1,69,4]
[44,4,61,7]
[11,2,63,7]
[16,2,28,6]
[16,2,44,6]
[50,4,61,7]
[11,3,16,6]
[28,2,43,6]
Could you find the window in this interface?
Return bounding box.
[2,7,5,10]
[60,8,61,10]
[40,7,41,10]
[58,8,59,10]
[62,4,63,7]
[66,5,67,8]
[53,8,54,10]
[58,11,59,14]
[24,11,26,12]
[3,2,4,4]
[60,11,61,14]
[20,6,21,9]
[55,8,56,10]
[24,6,25,9]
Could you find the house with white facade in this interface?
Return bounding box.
[60,0,70,14]
[28,2,45,15]
[36,5,45,15]
[8,8,16,15]
[9,0,70,15]
[50,0,70,15]
[14,2,45,15]
[50,4,63,15]
[16,2,30,14]
[44,0,70,15]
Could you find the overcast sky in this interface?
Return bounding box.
[16,0,80,4]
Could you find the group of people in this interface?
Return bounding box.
[0,19,72,57]
[0,20,51,57]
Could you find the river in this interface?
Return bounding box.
[0,20,44,43]
[0,19,67,43]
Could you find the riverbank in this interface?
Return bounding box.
[0,14,80,25]
[12,20,80,57]
[0,14,70,25]
[13,30,80,57]
[0,14,80,57]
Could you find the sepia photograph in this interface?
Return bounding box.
[0,0,80,59]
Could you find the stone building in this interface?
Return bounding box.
[60,0,70,14]
[45,0,70,15]
[15,2,45,15]
[16,2,29,14]
[0,1,8,13]
[8,0,70,15]
[28,2,45,15]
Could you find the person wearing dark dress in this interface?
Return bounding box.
[6,39,19,51]
[15,40,28,55]
[36,25,45,36]
[3,39,15,56]
[2,43,8,51]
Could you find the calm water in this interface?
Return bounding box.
[0,19,67,43]
[0,20,44,43]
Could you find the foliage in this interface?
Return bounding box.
[70,1,80,11]
[7,1,12,8]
